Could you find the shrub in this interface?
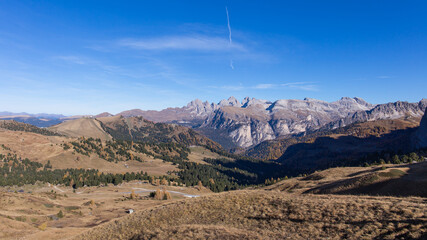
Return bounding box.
[38,222,48,231]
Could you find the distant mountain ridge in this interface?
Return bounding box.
[0,111,66,119]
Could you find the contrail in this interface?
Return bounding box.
[225,6,232,44]
[226,6,234,70]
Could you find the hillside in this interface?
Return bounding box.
[0,120,62,136]
[0,129,177,175]
[0,122,256,192]
[76,190,426,240]
[265,161,427,197]
[48,118,112,141]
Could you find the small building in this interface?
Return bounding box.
[126,209,134,214]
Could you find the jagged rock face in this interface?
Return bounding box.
[185,99,218,117]
[202,97,375,148]
[218,96,242,107]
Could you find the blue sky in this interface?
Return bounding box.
[0,1,426,115]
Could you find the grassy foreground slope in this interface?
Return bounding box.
[76,190,426,240]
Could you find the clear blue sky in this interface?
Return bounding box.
[0,1,426,115]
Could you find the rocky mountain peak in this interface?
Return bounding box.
[186,99,217,116]
[419,99,427,109]
[353,97,372,107]
[219,96,241,107]
[332,97,373,113]
[241,97,271,109]
[186,99,204,108]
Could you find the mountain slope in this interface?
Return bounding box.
[415,107,427,148]
[48,118,113,141]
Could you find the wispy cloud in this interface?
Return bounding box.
[54,55,122,73]
[377,75,392,79]
[55,56,86,65]
[281,82,318,91]
[211,82,318,91]
[230,59,234,69]
[254,83,275,89]
[118,35,245,51]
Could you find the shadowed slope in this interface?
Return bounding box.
[267,161,427,197]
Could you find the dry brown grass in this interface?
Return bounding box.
[187,145,230,164]
[48,118,112,140]
[76,190,427,240]
[0,181,202,239]
[266,162,427,198]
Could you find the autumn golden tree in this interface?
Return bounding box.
[197,180,203,190]
[161,178,168,185]
[130,190,136,199]
[154,189,163,200]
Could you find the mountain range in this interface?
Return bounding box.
[3,97,426,150]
